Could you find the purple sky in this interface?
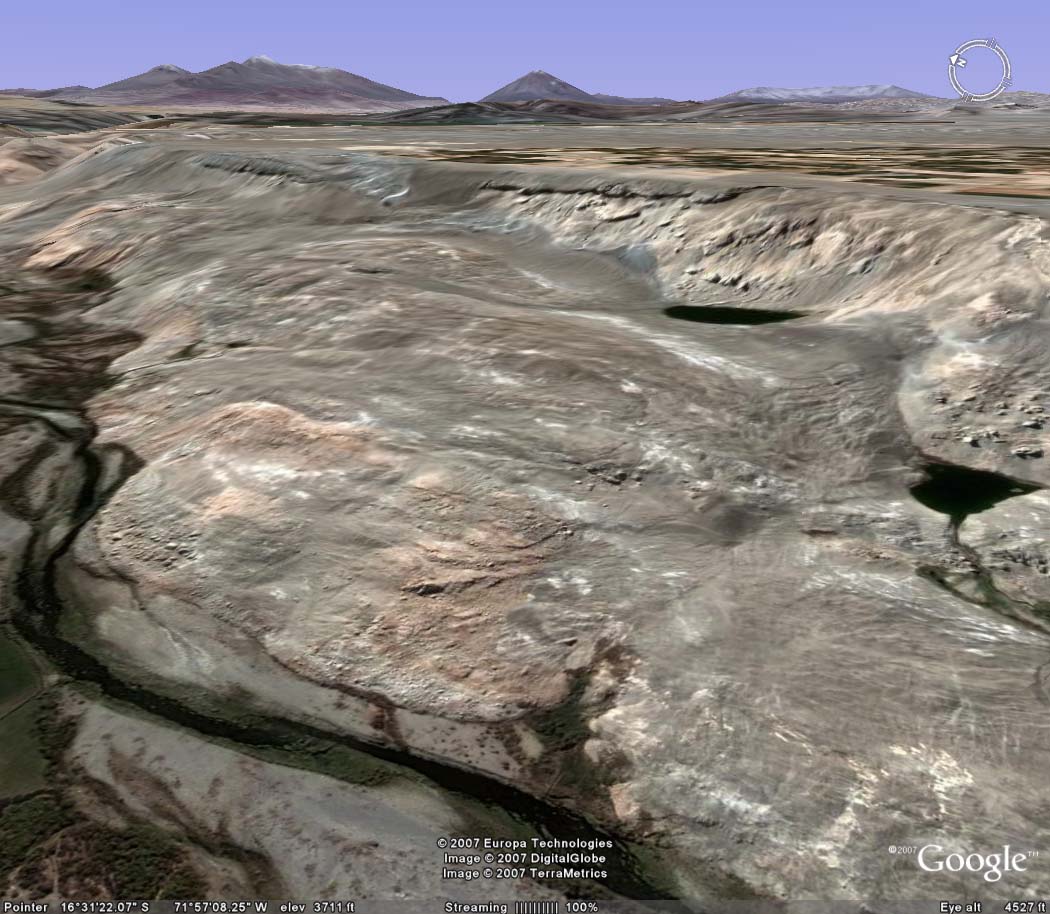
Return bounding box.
[5,0,1046,101]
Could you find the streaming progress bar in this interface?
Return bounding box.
[514,903,559,914]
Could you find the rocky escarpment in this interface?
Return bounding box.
[1,141,1049,906]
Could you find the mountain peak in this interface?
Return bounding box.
[480,70,679,106]
[96,63,194,93]
[481,70,593,103]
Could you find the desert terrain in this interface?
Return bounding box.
[1,92,1050,908]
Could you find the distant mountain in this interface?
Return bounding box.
[714,85,932,103]
[1,57,448,112]
[591,93,678,106]
[178,56,439,105]
[0,86,91,98]
[482,71,593,103]
[482,70,680,106]
[96,64,192,92]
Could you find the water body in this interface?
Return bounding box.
[911,460,1048,631]
[910,461,1040,525]
[663,304,802,325]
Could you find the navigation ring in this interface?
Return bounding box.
[947,38,1012,102]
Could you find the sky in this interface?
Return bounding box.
[4,0,1046,101]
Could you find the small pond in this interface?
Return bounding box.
[663,305,802,325]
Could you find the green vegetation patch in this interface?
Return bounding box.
[0,792,74,874]
[33,691,78,774]
[15,822,206,900]
[0,691,209,900]
[272,734,398,788]
[0,699,48,797]
[526,672,592,752]
[0,630,49,799]
[0,627,41,715]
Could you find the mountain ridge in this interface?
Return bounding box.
[2,57,448,111]
[715,84,934,103]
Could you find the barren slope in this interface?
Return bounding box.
[1,131,1049,906]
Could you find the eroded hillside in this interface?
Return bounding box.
[1,125,1049,906]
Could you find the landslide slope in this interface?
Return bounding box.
[2,141,1050,905]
